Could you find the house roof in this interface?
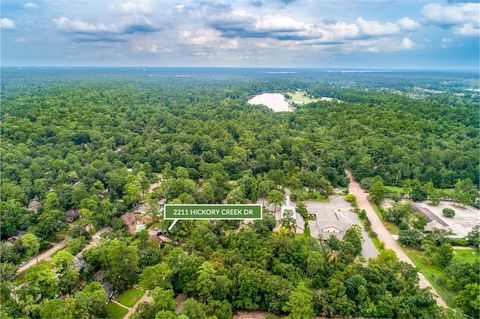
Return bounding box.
[94,270,105,282]
[318,221,351,232]
[65,209,80,222]
[122,213,136,225]
[103,282,114,298]
[425,220,450,232]
[27,198,40,211]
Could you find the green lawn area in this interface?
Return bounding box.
[403,247,479,307]
[106,302,128,319]
[288,91,318,104]
[384,186,455,199]
[116,287,144,307]
[403,246,456,307]
[452,248,480,264]
[384,186,404,194]
[370,235,384,252]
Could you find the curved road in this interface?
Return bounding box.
[346,170,447,307]
[16,237,69,274]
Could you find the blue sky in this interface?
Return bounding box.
[1,0,479,69]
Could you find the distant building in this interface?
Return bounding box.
[121,213,152,234]
[280,195,305,234]
[425,220,450,232]
[308,209,354,240]
[102,282,114,299]
[72,256,86,270]
[93,270,106,282]
[65,209,80,223]
[93,270,114,299]
[27,198,40,212]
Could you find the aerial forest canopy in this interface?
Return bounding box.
[0,68,478,319]
[1,70,478,230]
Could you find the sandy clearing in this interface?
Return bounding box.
[247,93,293,112]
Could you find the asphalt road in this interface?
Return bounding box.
[16,237,69,274]
[346,170,447,307]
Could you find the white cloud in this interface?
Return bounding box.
[255,15,306,32]
[116,0,152,14]
[1,18,16,30]
[455,23,479,36]
[180,27,240,50]
[209,10,418,45]
[400,37,415,49]
[396,17,419,30]
[135,43,174,54]
[180,28,222,46]
[53,16,159,39]
[23,2,38,9]
[54,17,116,33]
[441,37,451,48]
[422,2,480,36]
[356,17,399,36]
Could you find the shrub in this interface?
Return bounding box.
[398,229,424,247]
[345,194,357,204]
[442,208,455,218]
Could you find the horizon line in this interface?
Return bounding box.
[2,65,479,72]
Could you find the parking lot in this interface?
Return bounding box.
[414,201,479,238]
[305,196,379,260]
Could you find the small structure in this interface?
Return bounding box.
[72,256,86,270]
[425,220,450,232]
[133,203,148,214]
[93,270,114,299]
[148,229,171,245]
[27,198,41,212]
[102,282,114,299]
[93,270,106,282]
[7,231,26,242]
[65,209,80,223]
[122,213,136,233]
[280,194,304,234]
[121,213,152,234]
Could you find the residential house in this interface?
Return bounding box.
[65,209,80,223]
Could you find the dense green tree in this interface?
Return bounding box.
[454,283,480,318]
[40,298,76,319]
[21,233,40,261]
[139,263,173,291]
[398,229,424,247]
[283,281,314,319]
[74,282,108,319]
[267,190,284,211]
[369,180,385,204]
[433,243,453,268]
[466,225,480,247]
[104,240,139,291]
[343,225,363,256]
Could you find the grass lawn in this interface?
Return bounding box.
[288,91,318,104]
[453,248,480,264]
[117,287,145,307]
[106,302,128,319]
[384,186,404,194]
[370,236,384,252]
[403,246,456,307]
[372,204,399,235]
